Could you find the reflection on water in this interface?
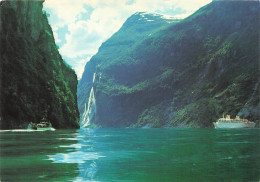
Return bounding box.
[47,129,105,181]
[0,128,260,181]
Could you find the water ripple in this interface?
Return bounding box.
[47,151,105,164]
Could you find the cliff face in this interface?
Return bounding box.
[78,1,259,128]
[0,0,79,129]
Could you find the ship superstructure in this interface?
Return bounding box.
[213,115,255,128]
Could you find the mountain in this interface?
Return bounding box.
[0,0,80,129]
[78,1,259,128]
[77,12,180,127]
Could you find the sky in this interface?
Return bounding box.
[43,0,211,79]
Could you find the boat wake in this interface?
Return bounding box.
[0,129,44,132]
[0,128,56,132]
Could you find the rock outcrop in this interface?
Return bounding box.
[0,0,80,129]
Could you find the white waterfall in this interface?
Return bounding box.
[93,72,96,83]
[81,73,97,127]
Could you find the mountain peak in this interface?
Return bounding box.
[131,12,181,24]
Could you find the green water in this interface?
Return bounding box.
[0,128,259,182]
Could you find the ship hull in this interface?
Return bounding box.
[36,127,56,131]
[214,122,255,128]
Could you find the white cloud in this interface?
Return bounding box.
[58,6,128,59]
[175,0,211,12]
[73,57,91,80]
[44,0,88,27]
[53,31,61,43]
[59,20,101,58]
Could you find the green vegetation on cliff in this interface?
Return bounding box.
[0,0,79,129]
[79,1,259,128]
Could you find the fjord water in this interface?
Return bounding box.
[0,129,259,182]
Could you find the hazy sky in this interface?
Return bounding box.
[43,0,211,79]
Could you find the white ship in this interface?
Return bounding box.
[213,115,255,128]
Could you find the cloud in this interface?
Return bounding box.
[44,0,211,78]
[73,57,91,80]
[58,5,130,59]
[44,0,88,27]
[175,0,211,12]
[59,20,101,58]
[53,31,61,43]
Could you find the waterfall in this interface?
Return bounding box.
[93,72,96,83]
[81,73,96,127]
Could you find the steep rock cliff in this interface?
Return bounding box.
[78,1,259,128]
[0,0,79,129]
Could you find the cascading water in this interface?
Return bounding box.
[81,73,96,127]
